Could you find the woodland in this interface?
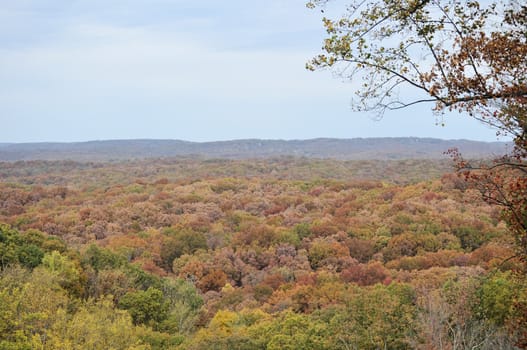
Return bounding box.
[2,0,527,348]
[0,157,525,349]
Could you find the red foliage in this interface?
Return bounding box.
[197,269,228,292]
[341,262,390,286]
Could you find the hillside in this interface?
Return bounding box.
[0,137,511,161]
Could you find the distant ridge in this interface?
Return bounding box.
[0,138,511,161]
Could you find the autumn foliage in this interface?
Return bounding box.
[0,158,525,348]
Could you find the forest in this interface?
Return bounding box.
[2,0,527,346]
[1,157,525,349]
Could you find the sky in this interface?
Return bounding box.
[0,0,506,143]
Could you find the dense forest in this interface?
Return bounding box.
[1,157,525,349]
[3,0,527,346]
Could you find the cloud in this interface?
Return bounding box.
[0,16,343,100]
[0,0,504,142]
[0,0,336,107]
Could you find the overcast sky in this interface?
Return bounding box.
[0,0,505,143]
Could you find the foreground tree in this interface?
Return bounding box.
[307,0,527,122]
[307,0,527,255]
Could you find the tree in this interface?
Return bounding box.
[306,0,527,256]
[46,297,149,350]
[323,283,418,350]
[307,0,526,122]
[0,266,70,349]
[160,229,207,272]
[159,278,203,334]
[0,224,47,270]
[42,250,86,297]
[118,287,169,327]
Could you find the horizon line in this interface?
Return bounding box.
[0,136,511,145]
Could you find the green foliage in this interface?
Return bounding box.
[262,312,330,350]
[42,250,85,297]
[253,284,273,302]
[293,222,312,240]
[139,330,184,350]
[14,244,43,269]
[82,244,163,293]
[46,297,150,350]
[0,233,186,349]
[453,226,488,251]
[161,229,207,271]
[0,224,45,270]
[82,244,126,271]
[323,283,417,350]
[307,240,335,269]
[474,271,518,326]
[125,264,163,291]
[119,287,170,327]
[159,278,203,333]
[0,266,70,349]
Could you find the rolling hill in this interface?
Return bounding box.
[0,137,511,161]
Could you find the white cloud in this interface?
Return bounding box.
[0,19,344,99]
[0,0,503,142]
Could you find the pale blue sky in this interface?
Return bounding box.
[0,0,504,143]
